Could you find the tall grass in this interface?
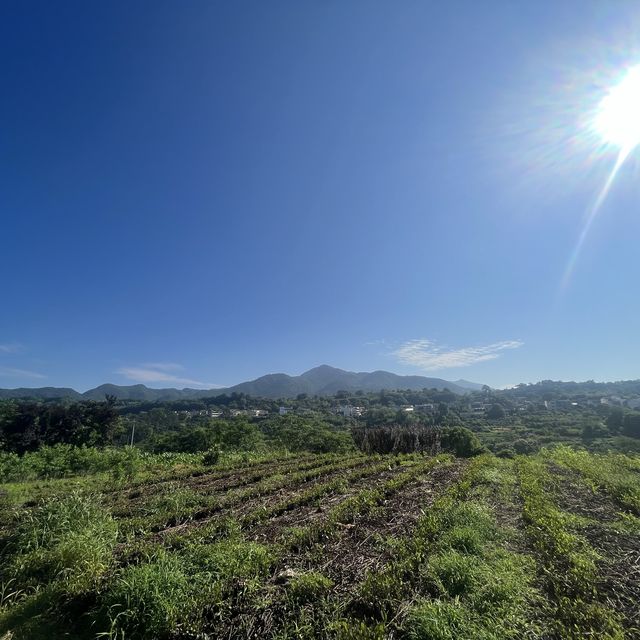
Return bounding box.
[1,492,118,595]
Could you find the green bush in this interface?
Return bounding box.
[440,427,485,458]
[202,447,220,466]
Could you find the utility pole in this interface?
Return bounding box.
[130,420,136,447]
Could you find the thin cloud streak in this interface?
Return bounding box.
[0,343,23,353]
[116,365,221,389]
[393,339,523,371]
[140,362,184,371]
[0,366,46,380]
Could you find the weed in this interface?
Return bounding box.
[287,572,334,604]
[2,492,117,594]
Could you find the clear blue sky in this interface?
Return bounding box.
[2,1,640,391]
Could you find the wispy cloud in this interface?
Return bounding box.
[0,343,23,354]
[364,338,387,347]
[393,339,523,371]
[116,364,221,389]
[140,362,184,372]
[0,366,46,380]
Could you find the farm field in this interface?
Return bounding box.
[1,447,639,639]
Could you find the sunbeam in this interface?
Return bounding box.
[560,144,633,291]
[560,63,640,291]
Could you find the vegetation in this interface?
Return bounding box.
[0,445,638,639]
[1,381,640,638]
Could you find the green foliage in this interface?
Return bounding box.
[622,412,640,438]
[347,456,540,639]
[261,415,353,453]
[202,446,220,466]
[516,456,624,638]
[0,445,203,483]
[486,403,506,420]
[99,539,273,639]
[440,427,485,458]
[100,551,195,639]
[0,400,119,453]
[406,600,482,640]
[546,446,640,514]
[0,449,638,639]
[287,572,334,604]
[2,492,117,594]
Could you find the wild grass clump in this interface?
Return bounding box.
[405,600,482,640]
[546,445,640,514]
[99,550,195,639]
[97,539,273,639]
[287,572,334,604]
[516,455,624,638]
[348,456,539,638]
[2,491,117,595]
[145,484,205,525]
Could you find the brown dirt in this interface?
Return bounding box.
[111,456,355,516]
[278,459,467,593]
[150,458,381,541]
[585,524,640,634]
[549,462,621,524]
[246,463,408,545]
[219,459,467,640]
[547,462,640,633]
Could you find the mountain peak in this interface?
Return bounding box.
[0,366,478,400]
[301,364,344,377]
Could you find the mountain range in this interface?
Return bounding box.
[0,365,483,401]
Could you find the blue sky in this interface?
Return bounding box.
[2,1,640,391]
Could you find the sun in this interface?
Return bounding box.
[594,64,640,149]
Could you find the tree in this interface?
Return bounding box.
[606,407,624,434]
[622,413,640,439]
[486,404,506,420]
[440,427,484,458]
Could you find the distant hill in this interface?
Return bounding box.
[0,365,479,401]
[0,387,83,400]
[81,384,202,402]
[193,365,473,398]
[453,379,486,392]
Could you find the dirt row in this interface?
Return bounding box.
[246,461,414,545]
[151,457,393,542]
[112,453,338,505]
[222,459,467,639]
[546,461,640,633]
[112,455,365,518]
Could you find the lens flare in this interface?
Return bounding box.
[560,63,640,292]
[594,64,640,149]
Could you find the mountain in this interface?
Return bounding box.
[81,384,201,402]
[190,365,472,398]
[0,387,83,400]
[452,379,486,392]
[0,365,476,401]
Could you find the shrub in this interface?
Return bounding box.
[440,427,484,458]
[202,447,220,466]
[486,404,506,420]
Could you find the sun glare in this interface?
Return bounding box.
[594,64,640,149]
